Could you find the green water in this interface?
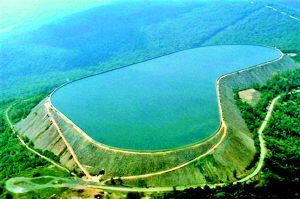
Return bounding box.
[51,45,281,151]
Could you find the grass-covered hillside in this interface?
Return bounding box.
[1,0,299,100]
[151,68,300,199]
[0,95,71,199]
[203,3,300,51]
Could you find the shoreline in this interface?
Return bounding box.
[47,45,283,154]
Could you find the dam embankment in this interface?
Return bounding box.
[14,49,298,186]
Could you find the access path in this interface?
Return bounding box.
[4,103,70,173]
[8,91,296,194]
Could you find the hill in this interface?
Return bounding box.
[1,0,299,100]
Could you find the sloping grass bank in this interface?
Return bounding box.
[9,55,299,188]
[149,62,300,199]
[0,95,71,199]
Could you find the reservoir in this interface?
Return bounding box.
[51,45,281,151]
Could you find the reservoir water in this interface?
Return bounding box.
[51,45,281,151]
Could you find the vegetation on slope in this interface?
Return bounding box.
[0,0,299,197]
[204,4,300,52]
[1,1,299,100]
[149,68,300,199]
[263,92,300,190]
[235,68,300,167]
[0,95,70,198]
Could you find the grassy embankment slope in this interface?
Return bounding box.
[153,68,300,199]
[0,95,71,199]
[0,0,299,194]
[4,58,300,199]
[117,55,298,187]
[13,55,298,188]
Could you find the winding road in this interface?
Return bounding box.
[7,90,296,194]
[42,49,283,183]
[236,95,281,183]
[4,103,70,173]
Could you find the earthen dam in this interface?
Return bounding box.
[14,45,298,186]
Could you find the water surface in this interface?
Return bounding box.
[51,45,281,150]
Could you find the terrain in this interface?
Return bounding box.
[2,57,299,199]
[1,0,300,100]
[154,68,300,199]
[0,0,300,198]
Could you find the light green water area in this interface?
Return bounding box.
[51,45,281,151]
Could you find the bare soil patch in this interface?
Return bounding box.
[238,88,261,106]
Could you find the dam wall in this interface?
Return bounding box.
[205,56,298,180]
[14,99,78,170]
[15,101,223,177]
[14,55,298,186]
[118,55,298,186]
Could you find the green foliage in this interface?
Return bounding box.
[204,5,300,52]
[8,93,48,124]
[127,192,144,199]
[0,96,70,198]
[0,1,299,198]
[11,187,68,199]
[153,179,298,199]
[137,179,147,188]
[0,117,49,181]
[0,112,49,198]
[152,68,300,199]
[235,68,300,168]
[263,92,300,184]
[1,1,299,101]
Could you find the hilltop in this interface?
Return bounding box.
[1,0,299,100]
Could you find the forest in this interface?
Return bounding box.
[149,69,300,199]
[0,0,299,198]
[1,1,299,100]
[1,68,299,199]
[0,95,70,198]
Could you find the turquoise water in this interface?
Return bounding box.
[51,45,281,151]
